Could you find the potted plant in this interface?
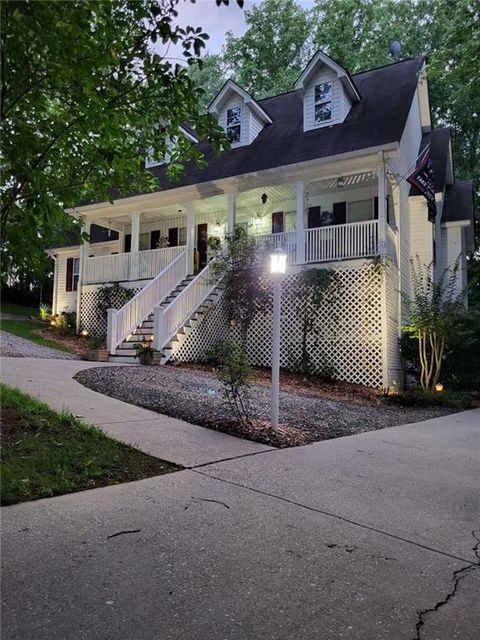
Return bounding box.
[134,342,156,365]
[87,336,109,362]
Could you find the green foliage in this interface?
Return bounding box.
[52,311,77,335]
[134,342,156,364]
[287,268,340,377]
[0,384,178,505]
[223,0,311,97]
[187,54,227,110]
[402,257,464,391]
[212,227,270,340]
[0,318,74,353]
[1,0,230,283]
[96,282,134,319]
[88,336,106,350]
[38,303,50,321]
[207,340,252,425]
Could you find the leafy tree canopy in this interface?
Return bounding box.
[1,0,235,283]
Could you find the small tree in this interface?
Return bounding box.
[402,257,464,392]
[212,227,270,342]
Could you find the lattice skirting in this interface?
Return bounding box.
[80,285,142,337]
[170,263,388,388]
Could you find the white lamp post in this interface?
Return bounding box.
[269,247,287,432]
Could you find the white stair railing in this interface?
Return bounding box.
[107,250,188,354]
[154,254,222,352]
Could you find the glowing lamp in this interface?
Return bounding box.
[435,383,444,393]
[269,247,287,276]
[81,329,89,337]
[50,319,56,326]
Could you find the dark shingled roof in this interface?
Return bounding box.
[146,56,425,192]
[50,224,118,249]
[442,181,474,224]
[409,127,451,195]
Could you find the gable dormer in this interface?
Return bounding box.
[209,80,272,148]
[294,51,360,132]
[145,125,198,168]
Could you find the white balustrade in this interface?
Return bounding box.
[255,231,297,265]
[107,250,188,354]
[84,246,185,284]
[304,220,378,263]
[154,254,222,352]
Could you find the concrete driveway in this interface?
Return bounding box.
[1,398,479,639]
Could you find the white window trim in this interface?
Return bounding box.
[72,257,80,291]
[314,81,333,125]
[226,106,242,143]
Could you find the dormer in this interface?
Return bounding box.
[294,51,361,132]
[209,80,272,148]
[145,125,198,168]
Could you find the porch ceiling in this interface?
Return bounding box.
[308,171,377,195]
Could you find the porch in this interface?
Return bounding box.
[80,166,394,286]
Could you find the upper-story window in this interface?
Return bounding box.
[314,81,332,124]
[227,107,242,142]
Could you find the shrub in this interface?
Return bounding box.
[38,303,51,321]
[207,340,252,426]
[96,283,134,319]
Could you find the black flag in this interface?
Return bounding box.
[407,143,437,223]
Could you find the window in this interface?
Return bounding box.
[72,257,80,291]
[179,227,187,246]
[347,199,374,223]
[227,107,241,142]
[314,81,332,124]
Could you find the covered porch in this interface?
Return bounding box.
[78,161,396,287]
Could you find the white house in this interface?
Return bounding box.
[49,52,474,388]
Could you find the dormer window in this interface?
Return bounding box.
[227,107,242,143]
[314,82,332,124]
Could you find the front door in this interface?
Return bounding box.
[272,211,284,234]
[196,223,208,271]
[168,227,179,247]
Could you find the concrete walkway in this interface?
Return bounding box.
[1,357,272,467]
[1,357,479,639]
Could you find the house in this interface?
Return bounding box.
[49,51,474,388]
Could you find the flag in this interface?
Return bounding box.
[407,143,437,223]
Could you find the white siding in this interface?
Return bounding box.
[248,111,264,143]
[303,67,352,132]
[409,196,434,265]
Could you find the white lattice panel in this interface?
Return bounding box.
[169,263,386,388]
[80,286,142,337]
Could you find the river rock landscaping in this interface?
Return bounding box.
[74,364,454,447]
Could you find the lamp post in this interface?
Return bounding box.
[269,247,287,432]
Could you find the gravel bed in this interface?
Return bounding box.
[0,330,80,360]
[75,365,453,445]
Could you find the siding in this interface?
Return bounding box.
[249,111,264,143]
[303,67,352,132]
[409,196,434,265]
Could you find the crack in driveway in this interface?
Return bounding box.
[412,530,480,640]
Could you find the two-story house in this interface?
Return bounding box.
[49,51,474,389]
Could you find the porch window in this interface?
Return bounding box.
[347,199,374,223]
[314,81,332,124]
[227,107,241,143]
[66,256,80,292]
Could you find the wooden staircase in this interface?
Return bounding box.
[108,275,196,364]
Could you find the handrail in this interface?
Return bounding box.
[154,252,223,352]
[304,220,378,263]
[107,249,188,354]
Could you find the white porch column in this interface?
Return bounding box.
[76,217,91,331]
[186,202,195,275]
[51,254,59,316]
[227,192,236,235]
[377,152,387,258]
[296,180,306,264]
[130,211,141,280]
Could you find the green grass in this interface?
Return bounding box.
[0,384,180,506]
[0,318,75,353]
[1,302,37,317]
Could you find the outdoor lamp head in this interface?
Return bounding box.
[270,247,287,275]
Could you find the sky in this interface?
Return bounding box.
[163,0,315,60]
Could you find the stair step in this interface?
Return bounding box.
[108,355,139,364]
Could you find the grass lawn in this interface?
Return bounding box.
[0,385,180,506]
[0,317,76,353]
[1,302,37,317]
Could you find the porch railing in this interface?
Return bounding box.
[304,220,378,263]
[256,231,297,264]
[154,252,223,352]
[107,249,188,354]
[85,246,185,284]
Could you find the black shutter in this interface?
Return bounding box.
[168,227,179,247]
[373,197,379,220]
[151,230,160,249]
[386,194,390,224]
[307,206,321,228]
[124,234,131,253]
[65,257,73,292]
[272,212,284,234]
[333,201,346,225]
